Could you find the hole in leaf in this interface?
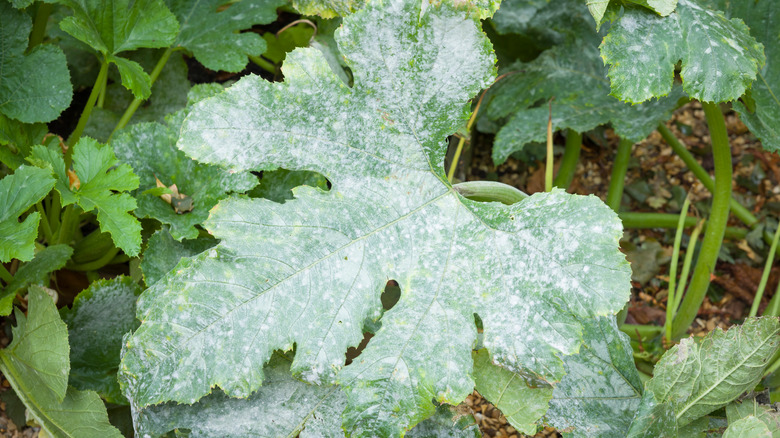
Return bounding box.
[248,169,331,203]
[381,280,401,311]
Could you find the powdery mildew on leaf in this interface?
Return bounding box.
[119,0,631,434]
[600,0,765,103]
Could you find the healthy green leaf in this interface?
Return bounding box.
[709,0,780,153]
[167,0,284,72]
[647,317,780,427]
[112,121,257,240]
[60,276,141,404]
[120,0,632,434]
[56,0,179,98]
[600,0,765,103]
[546,316,643,437]
[0,114,47,169]
[0,165,56,263]
[249,169,329,203]
[725,394,780,436]
[30,138,142,256]
[0,286,123,438]
[0,2,72,123]
[140,228,217,286]
[1,245,73,316]
[723,416,772,438]
[262,24,316,66]
[472,349,552,435]
[480,0,682,164]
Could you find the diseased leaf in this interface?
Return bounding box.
[0,286,123,438]
[1,245,73,316]
[140,228,217,286]
[120,0,631,435]
[723,416,772,438]
[725,394,780,436]
[249,169,329,203]
[30,138,142,256]
[479,0,682,163]
[0,165,56,263]
[625,389,678,437]
[56,0,179,98]
[166,0,284,72]
[600,0,765,103]
[291,0,366,17]
[60,276,141,404]
[406,404,481,438]
[709,0,780,153]
[647,317,780,427]
[588,0,677,26]
[112,121,257,240]
[472,349,552,435]
[0,114,47,169]
[0,2,72,123]
[546,316,643,437]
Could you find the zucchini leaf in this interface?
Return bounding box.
[723,416,772,438]
[600,0,765,104]
[120,0,632,434]
[0,286,123,437]
[0,166,56,263]
[0,2,72,123]
[587,0,677,27]
[60,276,141,404]
[30,138,142,256]
[1,244,73,316]
[725,394,780,436]
[140,228,217,287]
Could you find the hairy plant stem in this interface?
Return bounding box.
[48,192,61,231]
[665,197,691,341]
[621,324,663,341]
[35,202,54,244]
[671,220,704,324]
[552,129,581,190]
[67,247,120,271]
[618,212,746,240]
[67,59,109,166]
[671,102,732,339]
[110,47,175,139]
[447,93,485,183]
[764,280,780,317]
[56,206,80,246]
[453,181,528,205]
[750,222,780,317]
[248,54,277,75]
[657,123,758,229]
[545,101,553,192]
[27,3,53,50]
[606,137,633,212]
[0,264,13,284]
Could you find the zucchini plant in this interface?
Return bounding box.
[0,0,779,436]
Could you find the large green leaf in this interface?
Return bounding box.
[30,138,142,256]
[479,0,682,164]
[0,2,72,123]
[472,349,552,435]
[600,0,765,103]
[0,165,56,263]
[725,394,780,437]
[646,317,780,427]
[545,316,643,437]
[1,245,73,316]
[0,286,123,437]
[60,276,141,404]
[112,121,257,241]
[140,228,217,287]
[166,0,284,72]
[57,0,179,98]
[119,0,631,435]
[708,0,780,153]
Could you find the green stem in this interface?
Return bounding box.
[606,138,633,212]
[48,192,61,232]
[57,206,80,246]
[618,212,747,240]
[764,279,780,317]
[0,264,13,284]
[96,69,108,108]
[665,196,692,341]
[110,47,175,139]
[248,54,277,75]
[552,129,582,190]
[621,324,663,341]
[764,351,780,378]
[671,219,704,324]
[35,202,54,244]
[27,3,53,50]
[657,123,758,229]
[68,59,109,164]
[671,102,732,339]
[453,181,528,205]
[545,109,553,192]
[447,136,467,183]
[751,221,780,317]
[66,247,120,271]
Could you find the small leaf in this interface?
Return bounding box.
[725,394,780,435]
[291,0,367,17]
[140,228,216,287]
[723,416,772,438]
[30,138,142,256]
[600,0,765,103]
[167,0,284,73]
[0,286,123,437]
[60,276,141,404]
[473,349,552,435]
[0,166,56,263]
[647,317,780,427]
[0,2,72,123]
[0,114,47,168]
[1,245,73,316]
[109,55,152,99]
